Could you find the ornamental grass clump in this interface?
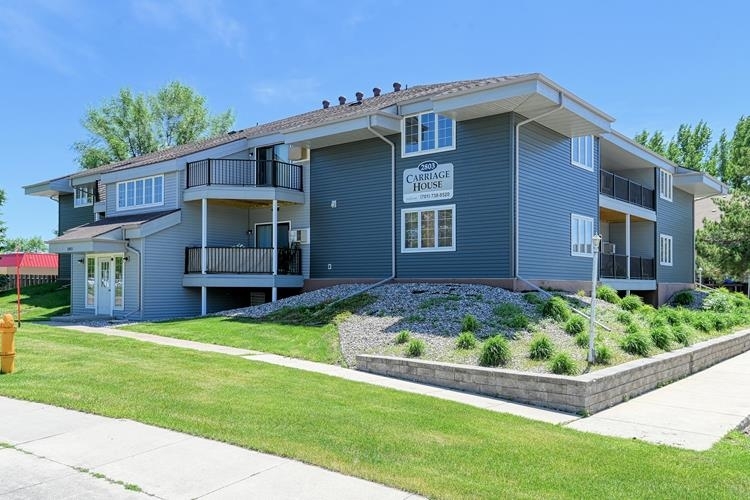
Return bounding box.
[549,352,578,375]
[542,296,571,322]
[456,331,477,350]
[461,314,480,333]
[672,324,692,347]
[619,294,643,312]
[673,290,694,307]
[574,330,590,348]
[395,330,411,344]
[529,334,554,360]
[594,344,613,365]
[406,338,426,357]
[650,325,673,351]
[564,315,585,335]
[597,285,621,305]
[479,335,511,367]
[620,327,652,356]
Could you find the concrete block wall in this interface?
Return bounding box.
[356,329,750,414]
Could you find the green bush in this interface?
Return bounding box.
[479,336,511,367]
[625,322,642,335]
[703,290,733,312]
[616,311,634,325]
[651,325,673,351]
[574,330,590,348]
[672,324,691,347]
[506,314,529,329]
[564,315,586,335]
[691,314,714,333]
[549,352,578,375]
[594,344,613,365]
[461,314,480,333]
[711,312,731,331]
[456,331,477,350]
[529,334,554,360]
[620,330,652,356]
[542,296,571,322]
[673,290,694,307]
[405,338,426,357]
[657,308,684,327]
[523,293,543,305]
[620,294,643,312]
[395,330,411,344]
[597,285,621,305]
[494,304,529,330]
[494,303,523,316]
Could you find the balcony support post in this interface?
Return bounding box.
[625,213,631,280]
[201,198,207,316]
[272,198,278,302]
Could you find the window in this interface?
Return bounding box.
[659,169,673,201]
[401,205,455,252]
[117,175,164,210]
[571,214,594,256]
[86,257,95,307]
[114,256,124,309]
[74,184,95,207]
[660,234,673,266]
[402,112,455,156]
[571,136,594,171]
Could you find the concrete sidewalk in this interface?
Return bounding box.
[52,323,750,450]
[0,396,421,499]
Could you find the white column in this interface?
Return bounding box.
[201,198,207,316]
[272,199,278,302]
[625,213,631,279]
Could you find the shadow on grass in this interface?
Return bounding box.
[0,282,70,320]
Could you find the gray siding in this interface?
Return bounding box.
[310,138,392,278]
[57,194,95,282]
[606,221,654,258]
[396,114,513,278]
[69,252,86,315]
[657,187,694,283]
[518,118,599,279]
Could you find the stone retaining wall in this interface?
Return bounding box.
[356,329,750,414]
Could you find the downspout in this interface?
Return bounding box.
[514,92,564,281]
[367,116,396,283]
[124,240,143,321]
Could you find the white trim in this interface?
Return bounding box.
[116,175,165,211]
[401,112,456,158]
[659,169,673,201]
[85,253,125,313]
[659,234,673,266]
[570,214,594,257]
[570,136,594,171]
[400,204,456,253]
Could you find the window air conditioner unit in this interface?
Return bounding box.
[601,242,616,255]
[289,228,309,244]
[288,145,308,161]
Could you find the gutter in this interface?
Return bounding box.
[514,92,564,279]
[123,240,143,321]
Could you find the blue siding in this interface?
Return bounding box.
[396,114,513,278]
[57,194,95,281]
[105,171,180,216]
[656,187,694,283]
[310,138,392,279]
[518,118,599,279]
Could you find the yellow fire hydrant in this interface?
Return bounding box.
[1,313,16,374]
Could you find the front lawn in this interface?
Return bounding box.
[1,324,749,499]
[0,282,69,321]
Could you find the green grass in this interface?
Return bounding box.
[121,294,376,364]
[2,325,750,499]
[0,282,70,321]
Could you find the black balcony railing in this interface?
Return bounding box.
[600,170,655,210]
[185,247,302,275]
[186,159,303,191]
[599,253,655,280]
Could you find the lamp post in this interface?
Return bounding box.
[588,234,602,364]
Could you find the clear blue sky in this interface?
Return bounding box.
[1,0,748,241]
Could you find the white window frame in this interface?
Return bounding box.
[85,254,125,310]
[659,169,673,202]
[659,234,673,266]
[116,175,164,211]
[570,136,595,171]
[401,112,456,158]
[401,204,456,253]
[570,214,594,257]
[74,184,95,207]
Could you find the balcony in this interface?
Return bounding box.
[185,247,302,275]
[600,170,654,210]
[599,253,655,280]
[186,159,303,191]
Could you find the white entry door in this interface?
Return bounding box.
[96,258,113,316]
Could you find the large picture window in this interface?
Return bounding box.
[401,205,455,252]
[571,214,594,256]
[571,136,594,171]
[402,112,455,157]
[117,175,164,210]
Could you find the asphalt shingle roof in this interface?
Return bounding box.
[52,209,180,241]
[69,74,535,179]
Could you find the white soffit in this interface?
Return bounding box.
[600,132,676,172]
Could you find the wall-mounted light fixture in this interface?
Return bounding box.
[246,229,253,236]
[123,256,130,262]
[77,258,84,264]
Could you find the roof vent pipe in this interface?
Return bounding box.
[392,82,401,92]
[373,87,381,97]
[338,96,346,105]
[322,100,330,109]
[355,91,364,102]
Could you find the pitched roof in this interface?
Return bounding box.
[69,74,535,180]
[0,253,58,269]
[52,209,180,242]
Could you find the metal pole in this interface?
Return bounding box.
[589,235,602,364]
